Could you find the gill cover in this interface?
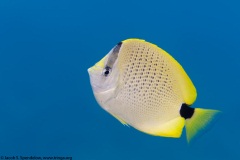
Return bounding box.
[88,42,122,92]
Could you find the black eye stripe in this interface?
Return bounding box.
[103,42,122,77]
[105,66,111,70]
[105,42,122,69]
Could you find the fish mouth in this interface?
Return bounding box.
[87,67,93,74]
[87,67,104,93]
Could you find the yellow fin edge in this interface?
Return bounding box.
[138,117,185,138]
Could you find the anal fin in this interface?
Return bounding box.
[111,113,129,126]
[140,117,185,138]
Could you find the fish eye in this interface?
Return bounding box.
[103,66,111,77]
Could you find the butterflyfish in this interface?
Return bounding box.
[88,38,220,142]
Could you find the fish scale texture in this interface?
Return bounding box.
[113,40,184,130]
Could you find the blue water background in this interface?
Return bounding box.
[0,0,239,159]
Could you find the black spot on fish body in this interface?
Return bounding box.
[180,103,195,119]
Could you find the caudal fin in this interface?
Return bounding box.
[185,108,220,143]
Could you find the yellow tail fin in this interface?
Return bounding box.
[185,108,220,143]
